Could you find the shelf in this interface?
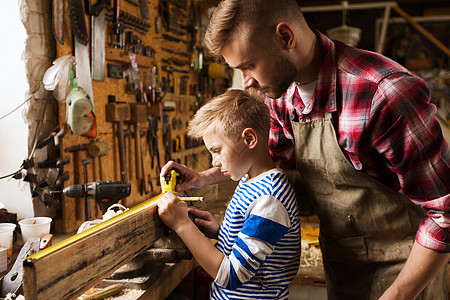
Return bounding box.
[106,48,154,68]
[171,145,207,160]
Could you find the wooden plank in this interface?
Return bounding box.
[23,194,164,300]
[138,259,198,300]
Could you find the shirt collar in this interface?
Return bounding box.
[314,29,337,112]
[280,30,338,113]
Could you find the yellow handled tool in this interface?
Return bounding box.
[162,169,204,201]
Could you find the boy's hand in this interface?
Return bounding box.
[160,161,205,192]
[188,206,220,239]
[157,192,191,232]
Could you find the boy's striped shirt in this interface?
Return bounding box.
[211,168,301,299]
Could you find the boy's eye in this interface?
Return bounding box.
[214,149,221,153]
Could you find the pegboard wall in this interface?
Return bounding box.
[52,0,230,233]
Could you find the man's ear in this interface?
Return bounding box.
[242,128,258,149]
[275,22,295,50]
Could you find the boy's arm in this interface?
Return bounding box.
[176,217,224,278]
[215,195,296,290]
[160,161,230,192]
[157,193,224,278]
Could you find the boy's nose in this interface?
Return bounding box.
[212,156,221,168]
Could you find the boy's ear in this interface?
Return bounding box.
[241,128,257,149]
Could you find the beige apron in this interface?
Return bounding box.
[291,113,447,299]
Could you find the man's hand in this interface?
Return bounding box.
[188,206,220,239]
[157,192,191,232]
[379,242,449,300]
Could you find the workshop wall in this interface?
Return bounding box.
[20,0,231,233]
[0,2,33,220]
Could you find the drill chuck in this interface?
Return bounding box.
[63,184,86,198]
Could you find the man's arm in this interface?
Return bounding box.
[370,74,450,297]
[380,242,449,300]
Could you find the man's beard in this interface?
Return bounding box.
[257,54,297,99]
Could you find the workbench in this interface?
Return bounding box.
[9,181,232,299]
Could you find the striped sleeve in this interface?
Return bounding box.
[214,195,291,290]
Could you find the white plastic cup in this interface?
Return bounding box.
[0,223,16,262]
[19,217,52,244]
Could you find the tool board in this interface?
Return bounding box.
[53,0,227,233]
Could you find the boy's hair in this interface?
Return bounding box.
[187,89,270,142]
[205,0,306,57]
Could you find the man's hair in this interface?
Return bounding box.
[205,0,305,57]
[187,89,270,142]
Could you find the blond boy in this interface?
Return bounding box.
[157,89,301,299]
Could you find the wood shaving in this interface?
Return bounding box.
[300,241,322,267]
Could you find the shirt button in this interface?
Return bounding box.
[291,108,297,121]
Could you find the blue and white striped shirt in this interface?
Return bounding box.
[211,168,301,299]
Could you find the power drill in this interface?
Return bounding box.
[163,169,203,201]
[63,181,131,213]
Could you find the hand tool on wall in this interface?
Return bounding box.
[36,127,66,149]
[139,129,150,194]
[69,0,89,45]
[86,0,108,81]
[127,103,148,194]
[163,113,172,162]
[82,158,93,220]
[125,0,140,5]
[158,0,169,32]
[69,0,96,129]
[162,58,190,67]
[147,117,161,174]
[0,238,40,298]
[161,65,189,74]
[88,140,111,181]
[187,0,197,50]
[38,157,71,191]
[105,96,130,182]
[38,157,71,170]
[64,144,88,220]
[123,128,133,180]
[62,181,131,213]
[112,0,123,48]
[161,47,188,57]
[162,33,187,44]
[52,0,64,44]
[140,0,150,20]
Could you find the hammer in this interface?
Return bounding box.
[127,103,149,194]
[64,143,88,220]
[105,96,130,182]
[88,139,111,181]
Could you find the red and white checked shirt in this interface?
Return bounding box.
[265,30,450,252]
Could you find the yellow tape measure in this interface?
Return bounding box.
[162,169,204,201]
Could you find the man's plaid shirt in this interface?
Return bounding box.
[266,30,450,252]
